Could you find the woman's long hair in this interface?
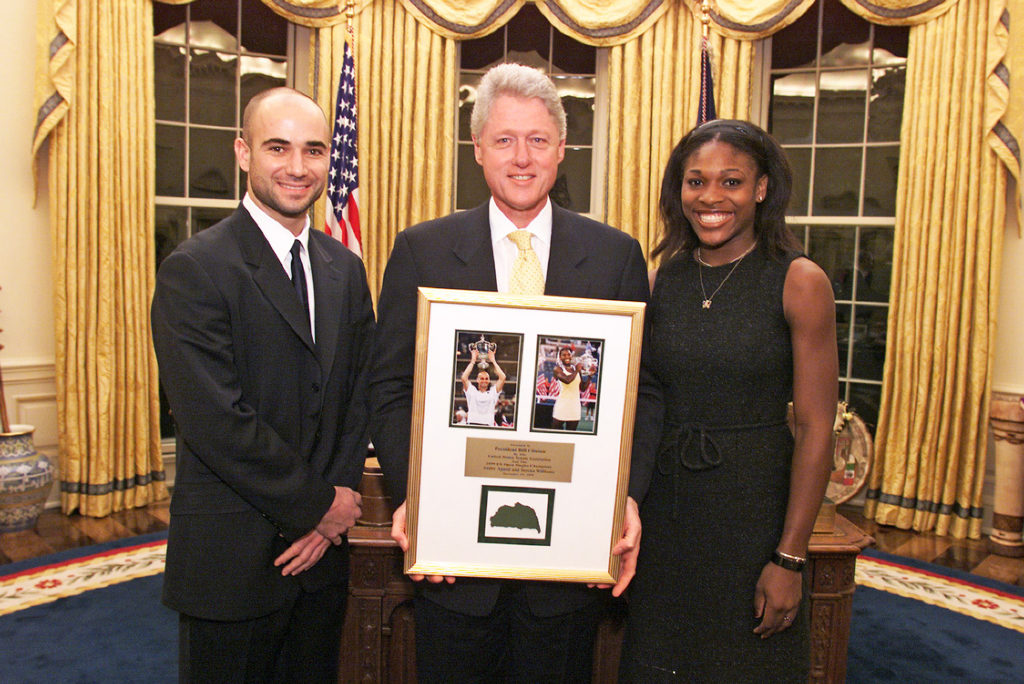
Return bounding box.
[652,119,800,265]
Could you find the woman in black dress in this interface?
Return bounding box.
[622,120,838,682]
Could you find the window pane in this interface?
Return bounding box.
[156,124,185,196]
[155,205,188,267]
[816,70,865,144]
[868,66,905,142]
[806,226,856,300]
[770,73,814,144]
[821,0,869,57]
[836,303,851,375]
[552,29,595,74]
[458,72,482,141]
[784,147,811,216]
[461,30,505,71]
[240,57,287,124]
[153,3,187,38]
[507,5,550,67]
[851,305,887,380]
[863,145,899,217]
[456,143,489,210]
[874,24,910,59]
[189,0,240,45]
[848,382,881,431]
[194,206,234,233]
[190,128,237,199]
[770,5,818,69]
[553,148,591,213]
[240,0,288,56]
[555,76,595,146]
[159,386,175,438]
[858,226,894,301]
[190,50,238,127]
[813,147,862,216]
[155,43,186,122]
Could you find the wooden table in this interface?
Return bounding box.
[338,515,872,683]
[806,514,874,682]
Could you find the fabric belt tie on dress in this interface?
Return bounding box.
[656,417,789,518]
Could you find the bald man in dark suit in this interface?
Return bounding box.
[152,87,373,682]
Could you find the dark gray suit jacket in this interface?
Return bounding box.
[151,204,374,621]
[369,201,649,617]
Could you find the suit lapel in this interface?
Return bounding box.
[235,206,316,353]
[544,204,588,297]
[309,234,342,381]
[452,204,499,291]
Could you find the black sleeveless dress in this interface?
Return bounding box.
[621,245,809,682]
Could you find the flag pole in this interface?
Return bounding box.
[346,0,355,52]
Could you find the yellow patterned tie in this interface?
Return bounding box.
[508,229,545,295]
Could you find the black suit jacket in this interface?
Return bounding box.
[152,205,374,621]
[369,202,649,617]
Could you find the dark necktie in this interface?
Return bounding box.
[290,240,309,321]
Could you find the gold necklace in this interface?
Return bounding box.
[697,242,757,310]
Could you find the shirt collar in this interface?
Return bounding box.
[488,197,552,249]
[243,193,310,262]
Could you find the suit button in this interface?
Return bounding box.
[311,383,320,393]
[315,430,322,441]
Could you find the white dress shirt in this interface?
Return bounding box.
[243,193,316,341]
[489,197,552,293]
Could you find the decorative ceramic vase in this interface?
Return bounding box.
[0,425,55,533]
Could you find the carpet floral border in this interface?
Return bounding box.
[855,555,1024,634]
[0,540,166,616]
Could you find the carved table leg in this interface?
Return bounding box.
[988,392,1024,557]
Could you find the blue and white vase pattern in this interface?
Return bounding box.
[0,426,56,533]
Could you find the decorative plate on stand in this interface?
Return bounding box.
[826,403,873,504]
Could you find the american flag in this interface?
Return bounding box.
[324,39,362,256]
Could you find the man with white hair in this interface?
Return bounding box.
[370,63,648,681]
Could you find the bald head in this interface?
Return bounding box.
[241,87,327,145]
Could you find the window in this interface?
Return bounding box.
[764,0,908,431]
[153,0,291,264]
[153,0,292,437]
[455,4,606,216]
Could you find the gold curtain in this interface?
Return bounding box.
[606,2,753,256]
[312,1,457,297]
[988,1,1023,226]
[864,0,1007,539]
[33,0,166,516]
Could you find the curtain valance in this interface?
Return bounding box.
[838,0,962,25]
[697,1,960,40]
[154,0,370,28]
[390,1,966,45]
[397,0,670,45]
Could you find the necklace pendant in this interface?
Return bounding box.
[702,299,712,309]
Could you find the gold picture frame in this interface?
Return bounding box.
[404,287,645,583]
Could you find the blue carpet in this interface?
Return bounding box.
[1,540,1022,682]
[850,549,1024,684]
[0,533,175,684]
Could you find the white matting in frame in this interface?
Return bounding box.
[405,287,645,583]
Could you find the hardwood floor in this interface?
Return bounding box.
[0,500,169,565]
[838,503,1024,587]
[2,500,1023,589]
